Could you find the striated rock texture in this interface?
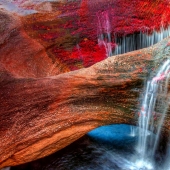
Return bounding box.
[0,2,170,169]
[0,9,61,78]
[1,30,170,168]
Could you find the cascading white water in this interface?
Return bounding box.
[97,21,170,57]
[135,59,170,169]
[130,126,137,137]
[114,27,170,55]
[97,11,113,57]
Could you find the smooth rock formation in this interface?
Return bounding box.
[0,9,61,78]
[0,3,170,169]
[1,34,170,168]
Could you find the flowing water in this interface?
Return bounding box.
[97,10,113,57]
[130,126,137,137]
[114,27,170,55]
[95,6,170,170]
[1,1,170,169]
[11,59,170,170]
[96,8,170,57]
[133,59,170,170]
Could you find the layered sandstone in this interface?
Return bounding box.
[1,36,170,168]
[0,4,170,169]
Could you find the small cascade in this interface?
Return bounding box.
[135,59,170,169]
[97,11,113,57]
[114,27,170,55]
[130,126,137,137]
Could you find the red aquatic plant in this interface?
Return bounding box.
[53,39,107,69]
[23,0,170,70]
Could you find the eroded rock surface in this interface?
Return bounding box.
[0,6,170,169]
[0,9,61,78]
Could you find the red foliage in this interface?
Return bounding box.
[34,0,170,70]
[59,0,170,37]
[71,39,107,67]
[53,39,107,69]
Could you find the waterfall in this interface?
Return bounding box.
[135,59,170,169]
[130,126,137,137]
[97,11,113,57]
[97,22,170,57]
[114,26,170,55]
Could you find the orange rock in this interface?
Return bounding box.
[0,9,62,78]
[0,7,170,169]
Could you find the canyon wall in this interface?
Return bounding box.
[0,0,170,168]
